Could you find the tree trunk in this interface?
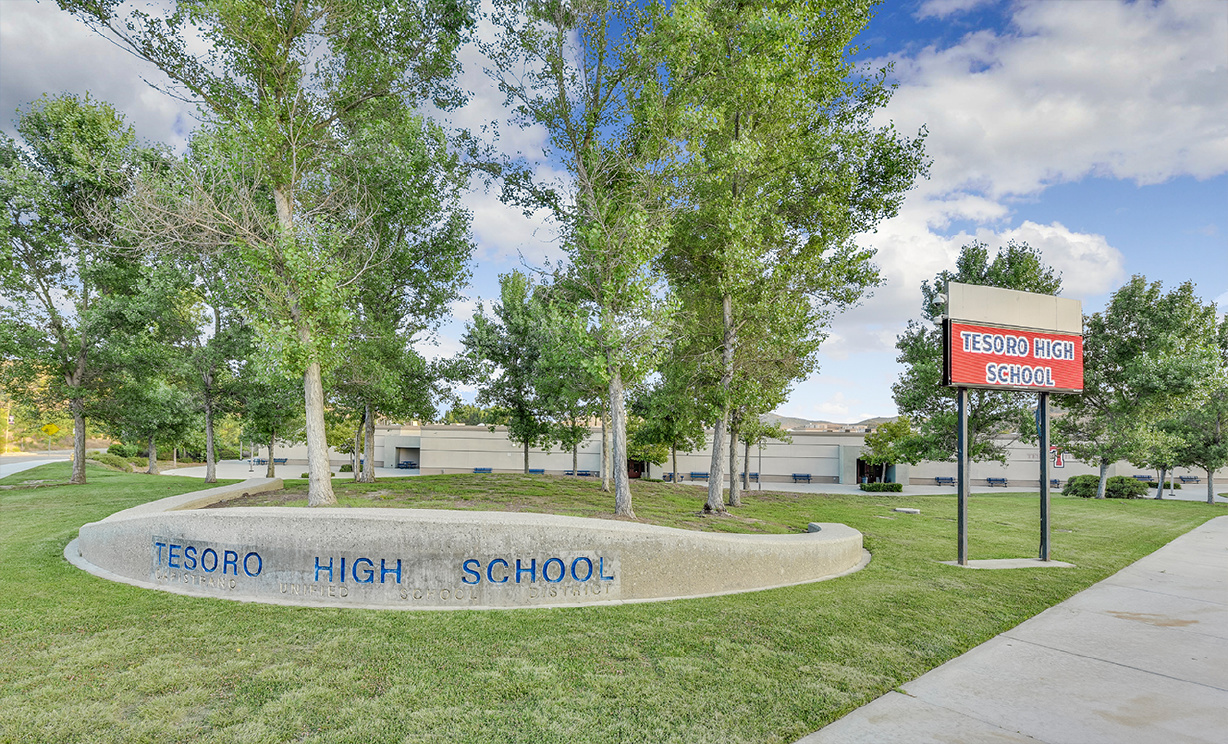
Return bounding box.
[1096,460,1108,499]
[728,412,741,507]
[1155,467,1165,499]
[1208,468,1215,505]
[70,397,87,484]
[672,445,678,486]
[173,445,178,469]
[354,410,363,482]
[610,368,633,517]
[362,402,376,483]
[523,439,529,474]
[266,429,275,479]
[706,293,735,514]
[743,438,751,489]
[572,441,578,477]
[147,433,158,475]
[302,360,335,505]
[601,410,611,489]
[204,391,216,483]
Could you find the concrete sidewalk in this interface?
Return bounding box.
[799,515,1228,744]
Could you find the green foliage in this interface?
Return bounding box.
[894,242,1063,466]
[1054,276,1218,498]
[107,443,139,458]
[861,417,916,482]
[859,482,903,492]
[0,93,159,483]
[439,404,506,426]
[87,452,133,471]
[1063,474,1148,499]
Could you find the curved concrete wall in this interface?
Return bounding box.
[68,479,865,610]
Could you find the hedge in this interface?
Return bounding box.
[859,482,903,492]
[1062,474,1148,499]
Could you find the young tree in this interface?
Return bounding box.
[1054,276,1218,498]
[0,94,156,484]
[648,0,927,512]
[463,271,552,473]
[62,0,477,505]
[861,417,917,484]
[893,241,1063,473]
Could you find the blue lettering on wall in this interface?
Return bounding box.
[315,556,334,582]
[154,541,166,563]
[516,559,536,583]
[380,558,402,584]
[487,558,509,584]
[456,556,615,586]
[243,552,262,577]
[353,557,375,583]
[201,548,218,573]
[223,550,239,576]
[168,543,181,569]
[571,557,593,582]
[184,545,198,570]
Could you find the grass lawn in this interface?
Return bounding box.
[1,463,1222,743]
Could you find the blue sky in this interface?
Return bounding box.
[2,0,1225,421]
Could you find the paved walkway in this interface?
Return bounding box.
[162,460,414,480]
[0,454,69,479]
[799,515,1228,744]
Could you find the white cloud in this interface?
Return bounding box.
[990,221,1125,298]
[916,0,997,21]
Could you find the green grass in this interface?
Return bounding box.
[1,463,1222,744]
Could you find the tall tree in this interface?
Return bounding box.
[62,0,477,505]
[893,241,1063,473]
[485,0,673,517]
[1165,315,1228,504]
[0,94,155,484]
[649,0,927,512]
[1055,277,1219,498]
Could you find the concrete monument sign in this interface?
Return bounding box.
[67,479,867,610]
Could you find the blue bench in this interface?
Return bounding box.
[473,467,492,474]
[663,472,678,482]
[748,472,759,482]
[986,477,1008,487]
[564,470,596,477]
[252,458,267,465]
[1132,474,1151,482]
[1179,475,1201,484]
[1050,478,1062,489]
[792,473,811,483]
[689,471,709,481]
[396,461,418,469]
[274,457,287,465]
[934,476,955,487]
[529,468,544,475]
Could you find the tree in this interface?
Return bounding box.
[463,271,552,473]
[1054,276,1218,499]
[485,0,674,517]
[0,94,155,484]
[648,0,927,513]
[533,295,603,476]
[632,354,706,487]
[893,241,1063,473]
[861,417,916,483]
[62,0,477,505]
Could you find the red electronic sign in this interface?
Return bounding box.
[945,321,1083,392]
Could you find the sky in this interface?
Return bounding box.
[2,0,1225,422]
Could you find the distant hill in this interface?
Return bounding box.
[760,413,899,430]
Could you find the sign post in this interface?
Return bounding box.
[41,423,59,455]
[942,283,1082,564]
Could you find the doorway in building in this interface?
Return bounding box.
[856,458,886,484]
[627,459,646,479]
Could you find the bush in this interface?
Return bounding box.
[107,443,139,458]
[1062,474,1148,499]
[859,482,903,492]
[1145,481,1181,490]
[87,452,133,472]
[339,464,353,473]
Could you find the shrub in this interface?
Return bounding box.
[107,443,139,458]
[1106,476,1148,499]
[1145,481,1180,490]
[1062,475,1099,498]
[87,452,133,472]
[339,464,353,473]
[1062,474,1147,499]
[859,482,903,492]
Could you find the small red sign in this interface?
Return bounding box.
[946,322,1083,392]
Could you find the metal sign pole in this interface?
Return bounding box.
[1038,391,1050,561]
[957,386,969,566]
